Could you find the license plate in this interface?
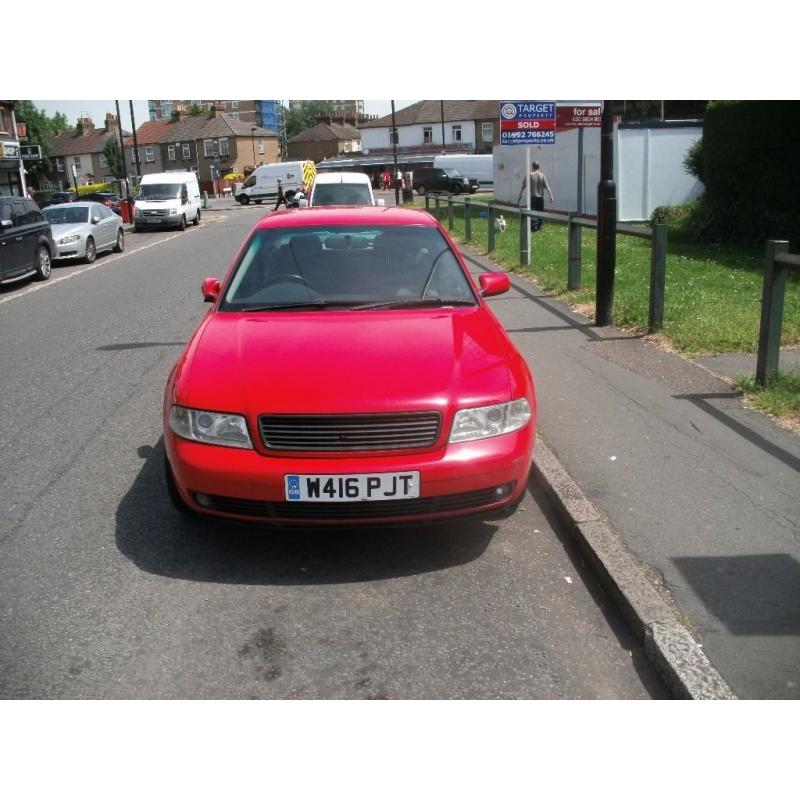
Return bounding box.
[147,218,162,224]
[284,472,420,502]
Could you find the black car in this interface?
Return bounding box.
[413,167,479,195]
[81,192,121,215]
[37,190,78,209]
[0,196,54,284]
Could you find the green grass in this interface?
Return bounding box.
[733,371,800,423]
[417,197,800,356]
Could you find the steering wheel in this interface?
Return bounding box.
[261,274,310,289]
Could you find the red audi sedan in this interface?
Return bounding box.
[163,206,536,525]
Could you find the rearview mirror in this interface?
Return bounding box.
[479,272,511,298]
[201,277,221,303]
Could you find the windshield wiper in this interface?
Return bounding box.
[237,300,354,312]
[351,298,476,311]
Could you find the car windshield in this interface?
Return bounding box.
[443,169,463,178]
[44,206,90,225]
[221,224,478,311]
[137,183,181,200]
[313,184,373,206]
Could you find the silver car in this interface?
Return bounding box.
[43,202,124,263]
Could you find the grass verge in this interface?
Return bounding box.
[732,371,800,429]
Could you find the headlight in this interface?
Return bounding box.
[58,234,81,244]
[449,398,531,443]
[168,208,178,216]
[169,405,253,449]
[134,206,143,217]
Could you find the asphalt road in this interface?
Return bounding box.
[0,207,666,698]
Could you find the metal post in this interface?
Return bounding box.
[434,195,440,219]
[440,100,446,153]
[447,197,453,230]
[251,126,257,166]
[114,100,129,203]
[576,127,585,215]
[648,224,668,332]
[595,100,617,326]
[756,240,789,385]
[567,213,582,289]
[464,197,471,241]
[129,100,141,179]
[425,194,430,211]
[391,100,400,207]
[519,209,530,265]
[488,205,495,253]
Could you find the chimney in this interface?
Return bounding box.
[104,113,118,132]
[78,115,95,130]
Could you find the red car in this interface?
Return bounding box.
[163,206,536,526]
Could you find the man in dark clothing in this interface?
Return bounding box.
[518,161,554,232]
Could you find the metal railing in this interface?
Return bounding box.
[757,241,800,385]
[425,193,668,333]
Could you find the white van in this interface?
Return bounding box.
[309,172,384,207]
[133,171,201,232]
[433,154,494,186]
[236,161,316,205]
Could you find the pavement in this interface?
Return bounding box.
[461,243,800,699]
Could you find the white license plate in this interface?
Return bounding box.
[147,218,162,224]
[284,472,420,502]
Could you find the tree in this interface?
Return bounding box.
[284,101,335,139]
[103,137,125,179]
[13,100,64,186]
[188,103,204,117]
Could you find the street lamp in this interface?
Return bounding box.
[250,126,257,166]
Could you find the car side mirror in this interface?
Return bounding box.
[201,277,221,303]
[92,216,101,225]
[0,219,12,228]
[479,272,511,298]
[376,199,385,206]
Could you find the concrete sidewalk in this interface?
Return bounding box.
[461,244,800,699]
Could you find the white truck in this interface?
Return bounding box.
[433,154,493,187]
[309,172,384,206]
[133,171,202,232]
[235,161,316,205]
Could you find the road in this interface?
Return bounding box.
[0,206,666,698]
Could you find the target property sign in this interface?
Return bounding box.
[499,102,557,145]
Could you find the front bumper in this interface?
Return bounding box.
[165,426,535,526]
[54,239,86,259]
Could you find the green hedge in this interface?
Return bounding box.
[698,101,800,246]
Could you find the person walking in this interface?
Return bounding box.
[518,161,554,232]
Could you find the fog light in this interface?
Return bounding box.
[195,492,213,508]
[495,483,512,498]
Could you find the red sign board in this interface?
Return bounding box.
[500,117,557,132]
[556,105,601,132]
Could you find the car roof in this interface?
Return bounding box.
[256,206,438,230]
[313,172,371,184]
[45,202,95,209]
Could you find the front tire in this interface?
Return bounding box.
[417,185,426,196]
[164,455,195,517]
[178,215,186,231]
[254,199,262,205]
[452,184,462,195]
[34,245,51,281]
[239,195,250,205]
[113,229,124,252]
[84,237,96,263]
[193,208,201,226]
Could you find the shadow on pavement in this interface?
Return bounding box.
[116,438,497,586]
[674,392,800,473]
[673,553,800,636]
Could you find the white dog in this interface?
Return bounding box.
[494,214,507,233]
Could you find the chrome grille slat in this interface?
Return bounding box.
[259,412,442,452]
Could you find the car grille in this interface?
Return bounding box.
[193,483,514,521]
[258,412,442,452]
[143,209,167,217]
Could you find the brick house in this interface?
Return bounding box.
[123,119,172,178]
[287,122,361,162]
[46,114,128,187]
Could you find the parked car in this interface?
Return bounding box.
[309,172,384,207]
[81,192,122,215]
[163,206,536,526]
[36,191,78,209]
[43,202,124,263]
[236,161,316,205]
[0,196,54,284]
[133,171,201,231]
[412,167,478,195]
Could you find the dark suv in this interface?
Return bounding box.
[0,197,54,284]
[413,167,478,195]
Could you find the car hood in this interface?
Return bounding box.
[50,223,88,239]
[180,308,512,416]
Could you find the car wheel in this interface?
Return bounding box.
[164,455,195,516]
[84,237,96,263]
[193,208,201,226]
[114,229,125,252]
[179,215,186,231]
[33,245,51,281]
[239,195,250,205]
[417,185,426,196]
[254,199,262,205]
[452,184,462,195]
